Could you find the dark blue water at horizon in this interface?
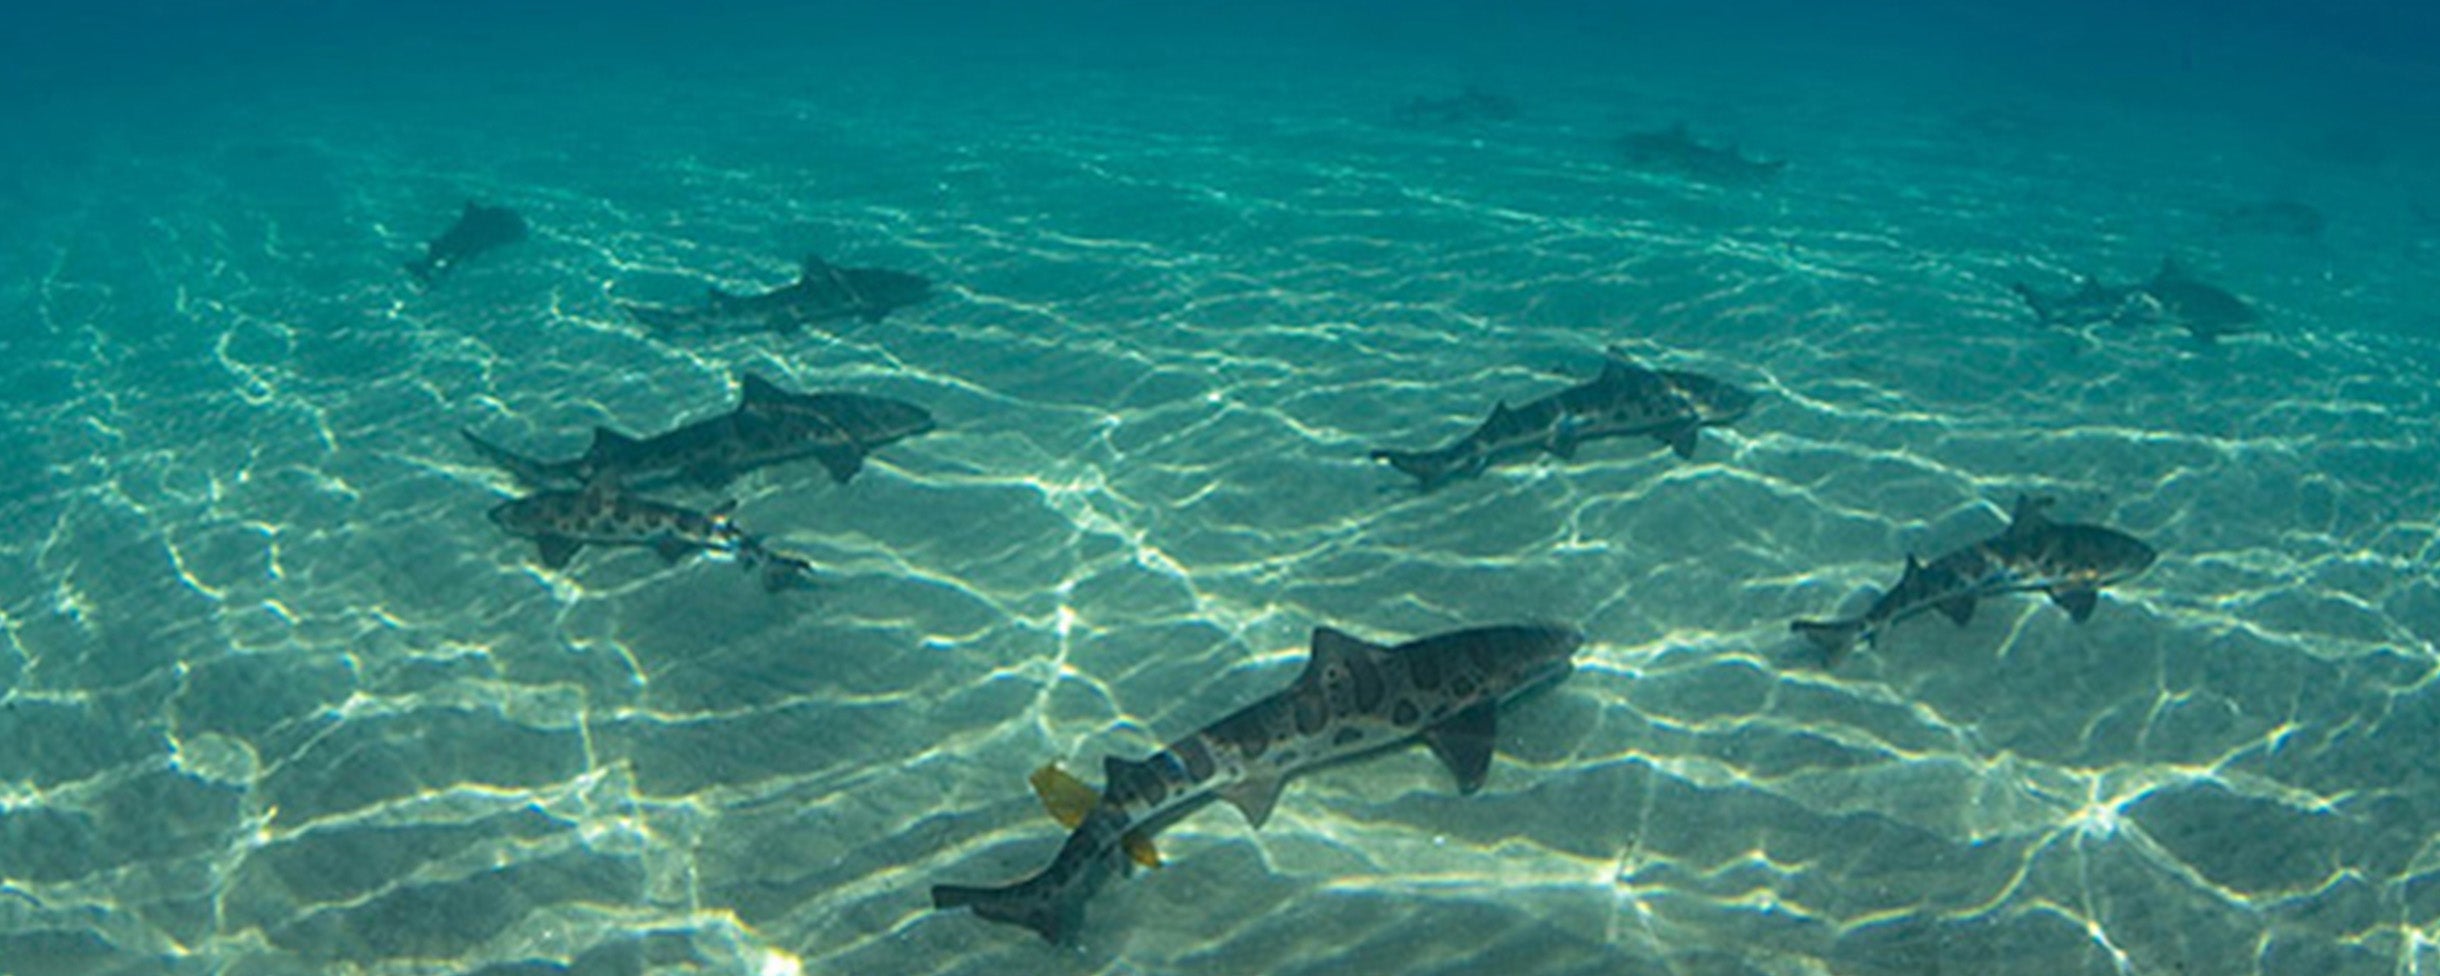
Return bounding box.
[3,2,2438,974]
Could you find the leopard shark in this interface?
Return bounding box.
[405,201,527,285]
[462,373,934,492]
[930,623,1584,945]
[1370,357,1754,490]
[1791,495,2156,665]
[618,256,932,333]
[486,481,813,588]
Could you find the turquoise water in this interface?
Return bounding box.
[4,5,2440,974]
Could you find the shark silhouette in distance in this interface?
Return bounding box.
[462,373,935,493]
[931,623,1584,945]
[1791,495,2157,665]
[1370,357,1755,491]
[617,256,933,333]
[405,201,527,286]
[1615,123,1786,187]
[1395,86,1521,126]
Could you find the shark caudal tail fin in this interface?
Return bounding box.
[1790,619,1868,667]
[405,257,439,286]
[931,876,1082,945]
[1369,448,1476,491]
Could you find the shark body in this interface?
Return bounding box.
[1615,123,1786,186]
[406,201,527,285]
[619,256,931,333]
[1791,496,2156,665]
[1371,358,1754,491]
[930,623,1584,944]
[462,373,934,492]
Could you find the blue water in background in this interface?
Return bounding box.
[3,2,2438,974]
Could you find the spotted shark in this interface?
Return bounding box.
[462,373,935,492]
[931,623,1584,945]
[618,256,933,333]
[1370,357,1754,491]
[486,481,813,588]
[1791,496,2156,665]
[1615,122,1786,186]
[405,201,527,286]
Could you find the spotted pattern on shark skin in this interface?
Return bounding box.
[1791,496,2157,665]
[462,373,935,493]
[930,624,1584,944]
[1371,358,1755,490]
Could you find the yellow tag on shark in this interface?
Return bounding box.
[1028,763,1162,869]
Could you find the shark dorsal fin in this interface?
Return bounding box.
[2154,257,2192,283]
[738,372,788,405]
[1303,627,1384,684]
[799,255,833,282]
[1596,357,1641,385]
[2005,495,2057,536]
[588,426,640,455]
[1421,702,1499,795]
[1897,554,1926,587]
[461,200,481,217]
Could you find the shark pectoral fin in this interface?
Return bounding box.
[1120,831,1164,870]
[1935,596,1977,627]
[2050,587,2101,623]
[1029,763,1099,829]
[1422,703,1499,795]
[1659,422,1700,459]
[535,536,582,569]
[653,539,695,564]
[1031,763,1161,868]
[1220,775,1286,828]
[814,447,866,484]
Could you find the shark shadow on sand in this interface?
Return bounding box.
[405,201,527,286]
[618,256,932,334]
[1614,122,1786,187]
